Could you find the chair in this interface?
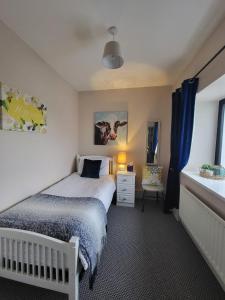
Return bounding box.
[141,165,164,212]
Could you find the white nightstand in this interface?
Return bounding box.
[117,171,136,207]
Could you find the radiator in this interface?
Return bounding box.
[179,185,225,291]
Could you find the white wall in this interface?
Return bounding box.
[78,86,172,189]
[0,21,78,211]
[187,99,219,170]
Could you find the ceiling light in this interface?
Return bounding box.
[102,26,124,69]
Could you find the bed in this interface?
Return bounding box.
[0,156,116,300]
[43,172,115,213]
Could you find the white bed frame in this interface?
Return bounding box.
[0,156,115,300]
[0,228,79,299]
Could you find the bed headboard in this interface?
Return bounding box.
[77,155,116,175]
[109,157,116,175]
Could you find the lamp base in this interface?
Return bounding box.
[118,164,126,171]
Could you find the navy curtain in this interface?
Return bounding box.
[164,78,199,213]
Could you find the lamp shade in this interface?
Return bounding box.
[117,152,127,164]
[102,41,124,69]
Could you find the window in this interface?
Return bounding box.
[215,99,225,166]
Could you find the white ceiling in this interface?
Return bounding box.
[0,0,225,91]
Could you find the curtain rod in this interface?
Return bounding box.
[193,44,225,79]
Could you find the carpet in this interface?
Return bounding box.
[0,199,224,299]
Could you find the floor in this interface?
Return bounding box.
[0,199,224,299]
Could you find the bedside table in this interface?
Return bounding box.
[117,171,136,207]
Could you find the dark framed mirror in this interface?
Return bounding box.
[146,121,160,165]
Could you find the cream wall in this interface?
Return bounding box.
[0,21,78,211]
[78,86,172,189]
[176,17,225,170]
[174,17,225,91]
[177,17,225,213]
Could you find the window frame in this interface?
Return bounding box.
[215,99,225,165]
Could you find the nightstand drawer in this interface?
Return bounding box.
[117,184,135,194]
[117,175,134,185]
[117,193,134,204]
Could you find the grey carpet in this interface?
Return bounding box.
[0,200,224,300]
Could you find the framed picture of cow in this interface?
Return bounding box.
[94,111,128,145]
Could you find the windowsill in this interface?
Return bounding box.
[182,170,225,202]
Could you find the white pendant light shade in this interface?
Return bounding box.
[102,26,124,69]
[102,41,124,69]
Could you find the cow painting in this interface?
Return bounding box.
[94,112,128,145]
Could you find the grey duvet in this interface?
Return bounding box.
[0,194,107,287]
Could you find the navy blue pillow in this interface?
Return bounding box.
[81,159,102,179]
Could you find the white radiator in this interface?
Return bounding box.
[179,185,225,291]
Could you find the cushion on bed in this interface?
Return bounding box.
[81,159,102,178]
[78,155,110,176]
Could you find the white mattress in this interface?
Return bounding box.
[42,173,116,212]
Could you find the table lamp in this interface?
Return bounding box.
[117,151,127,171]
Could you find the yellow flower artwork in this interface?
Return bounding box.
[0,82,47,133]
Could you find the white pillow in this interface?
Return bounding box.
[78,155,111,176]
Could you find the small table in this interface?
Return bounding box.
[141,184,164,212]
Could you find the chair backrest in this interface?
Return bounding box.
[142,165,163,186]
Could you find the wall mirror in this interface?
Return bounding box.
[146,121,160,165]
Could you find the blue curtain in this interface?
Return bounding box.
[164,78,199,212]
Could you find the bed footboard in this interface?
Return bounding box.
[0,228,79,300]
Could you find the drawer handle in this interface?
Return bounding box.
[122,188,127,192]
[122,179,127,182]
[122,198,127,201]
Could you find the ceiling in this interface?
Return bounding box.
[0,0,225,91]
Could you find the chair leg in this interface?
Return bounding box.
[162,191,165,205]
[142,190,145,212]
